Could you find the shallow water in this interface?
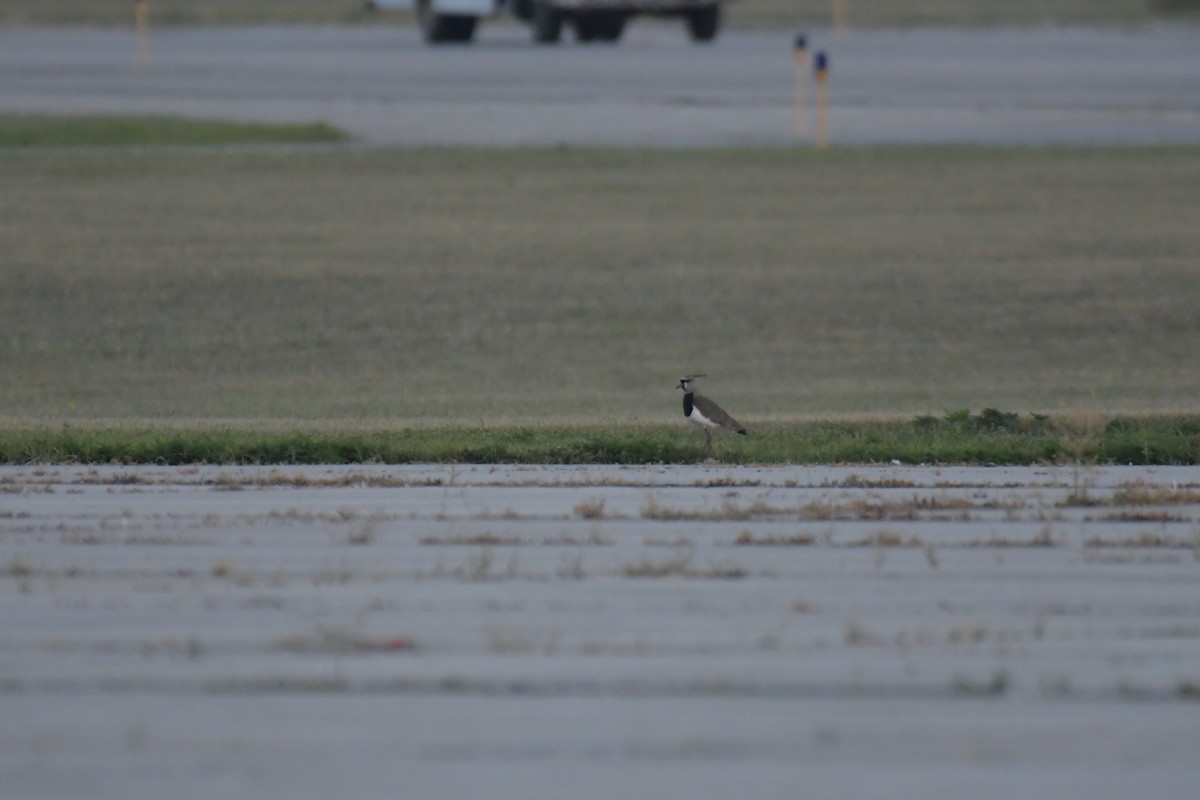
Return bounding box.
[2,464,1199,799]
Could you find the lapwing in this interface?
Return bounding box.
[678,374,746,454]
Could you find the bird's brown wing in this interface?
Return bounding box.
[693,393,746,434]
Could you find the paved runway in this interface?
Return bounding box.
[2,24,1199,145]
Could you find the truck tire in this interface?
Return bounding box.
[532,1,564,44]
[685,4,720,42]
[418,1,477,44]
[513,0,535,22]
[593,11,626,42]
[574,11,624,42]
[573,14,598,42]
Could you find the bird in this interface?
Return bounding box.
[677,374,746,454]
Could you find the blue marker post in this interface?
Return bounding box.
[814,50,830,149]
[793,34,808,139]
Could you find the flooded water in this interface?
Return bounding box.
[2,464,1199,799]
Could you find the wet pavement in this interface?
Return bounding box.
[2,25,1199,145]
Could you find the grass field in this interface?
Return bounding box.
[2,142,1199,449]
[2,0,1196,27]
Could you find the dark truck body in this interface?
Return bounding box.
[413,0,736,44]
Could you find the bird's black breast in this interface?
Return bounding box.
[682,392,694,417]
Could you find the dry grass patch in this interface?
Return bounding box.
[343,525,378,546]
[1095,510,1191,523]
[838,531,924,548]
[966,528,1060,548]
[216,472,441,489]
[1111,480,1200,506]
[1062,479,1200,508]
[640,496,795,522]
[421,533,523,547]
[952,670,1012,697]
[1084,552,1187,565]
[573,498,608,520]
[472,508,523,521]
[274,628,414,655]
[420,531,613,547]
[644,534,696,548]
[548,531,614,546]
[802,496,974,522]
[621,551,747,580]
[1178,680,1200,701]
[1054,410,1112,465]
[694,477,763,488]
[259,508,394,525]
[211,474,244,492]
[1083,532,1197,549]
[823,474,918,489]
[622,551,694,578]
[3,555,35,577]
[735,531,816,546]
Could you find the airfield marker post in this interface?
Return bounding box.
[814,50,830,150]
[793,34,808,139]
[136,1,150,70]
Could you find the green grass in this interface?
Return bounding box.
[3,0,1196,27]
[0,114,348,148]
[2,412,1197,464]
[0,1,385,26]
[3,145,1199,427]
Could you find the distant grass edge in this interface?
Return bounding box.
[0,113,348,148]
[2,412,1197,465]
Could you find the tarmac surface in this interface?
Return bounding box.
[2,463,1199,799]
[2,24,1199,145]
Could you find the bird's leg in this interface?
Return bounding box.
[704,428,713,454]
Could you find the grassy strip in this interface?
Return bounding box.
[0,114,347,148]
[0,1,386,26]
[2,413,1196,465]
[733,0,1199,27]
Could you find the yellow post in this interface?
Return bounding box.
[833,0,847,32]
[814,51,829,150]
[136,1,150,70]
[793,35,808,139]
